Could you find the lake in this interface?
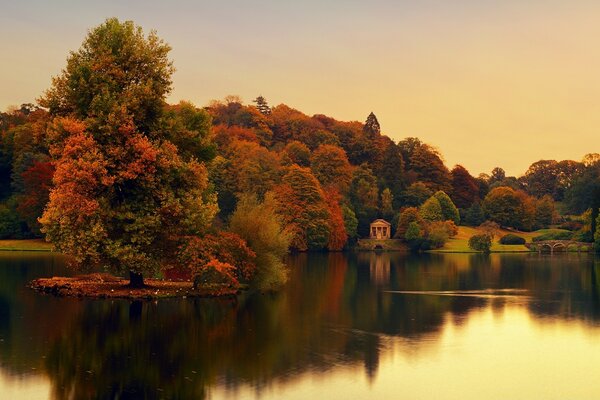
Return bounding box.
[0,251,599,399]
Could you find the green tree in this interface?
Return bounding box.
[419,197,443,222]
[595,212,600,253]
[380,188,394,221]
[349,165,379,236]
[463,203,485,226]
[399,182,433,207]
[482,186,522,228]
[229,193,291,291]
[433,191,460,224]
[342,204,359,241]
[39,19,218,287]
[363,112,380,136]
[534,195,555,229]
[378,143,405,205]
[40,18,174,136]
[253,95,272,116]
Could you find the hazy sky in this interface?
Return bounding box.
[1,0,599,175]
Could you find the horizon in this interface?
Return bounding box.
[2,0,599,176]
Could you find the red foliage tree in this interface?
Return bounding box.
[16,160,55,234]
[324,189,348,251]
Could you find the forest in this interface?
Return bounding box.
[1,19,599,290]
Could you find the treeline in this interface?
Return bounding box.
[1,97,600,248]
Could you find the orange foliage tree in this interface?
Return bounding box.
[38,19,218,287]
[324,189,348,251]
[274,165,331,251]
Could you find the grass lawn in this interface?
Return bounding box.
[0,239,53,252]
[431,226,572,253]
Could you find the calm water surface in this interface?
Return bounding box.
[0,251,599,399]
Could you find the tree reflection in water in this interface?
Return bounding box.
[1,252,599,398]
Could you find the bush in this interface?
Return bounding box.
[468,234,492,253]
[192,259,239,290]
[532,231,573,242]
[499,234,526,245]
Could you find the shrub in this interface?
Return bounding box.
[532,231,573,242]
[426,224,450,249]
[468,234,492,253]
[229,193,291,291]
[499,234,526,245]
[394,207,422,239]
[478,221,500,239]
[192,259,239,290]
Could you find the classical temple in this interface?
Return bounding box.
[369,219,391,239]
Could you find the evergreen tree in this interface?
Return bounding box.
[363,112,380,136]
[253,95,272,115]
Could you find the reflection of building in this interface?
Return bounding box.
[369,219,391,239]
[369,253,390,285]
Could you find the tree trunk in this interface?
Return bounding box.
[128,271,145,288]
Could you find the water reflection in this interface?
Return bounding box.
[0,252,599,398]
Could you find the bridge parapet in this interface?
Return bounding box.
[524,240,593,253]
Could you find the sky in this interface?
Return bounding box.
[1,0,599,176]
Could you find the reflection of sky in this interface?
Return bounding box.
[208,307,600,400]
[2,1,600,174]
[4,305,600,399]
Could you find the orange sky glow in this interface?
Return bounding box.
[1,0,599,175]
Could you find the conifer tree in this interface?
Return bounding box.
[253,95,272,115]
[363,112,380,136]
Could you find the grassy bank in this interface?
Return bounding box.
[0,239,53,252]
[430,226,572,253]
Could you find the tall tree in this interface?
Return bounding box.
[378,142,405,205]
[310,144,353,194]
[363,112,380,136]
[39,19,218,287]
[450,165,479,209]
[274,165,331,251]
[253,95,272,116]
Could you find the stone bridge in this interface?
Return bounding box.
[524,240,594,254]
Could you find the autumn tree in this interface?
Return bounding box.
[394,207,423,239]
[324,189,348,251]
[274,165,331,251]
[282,141,311,167]
[310,144,353,194]
[16,160,55,234]
[38,19,218,287]
[399,138,451,191]
[450,165,479,209]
